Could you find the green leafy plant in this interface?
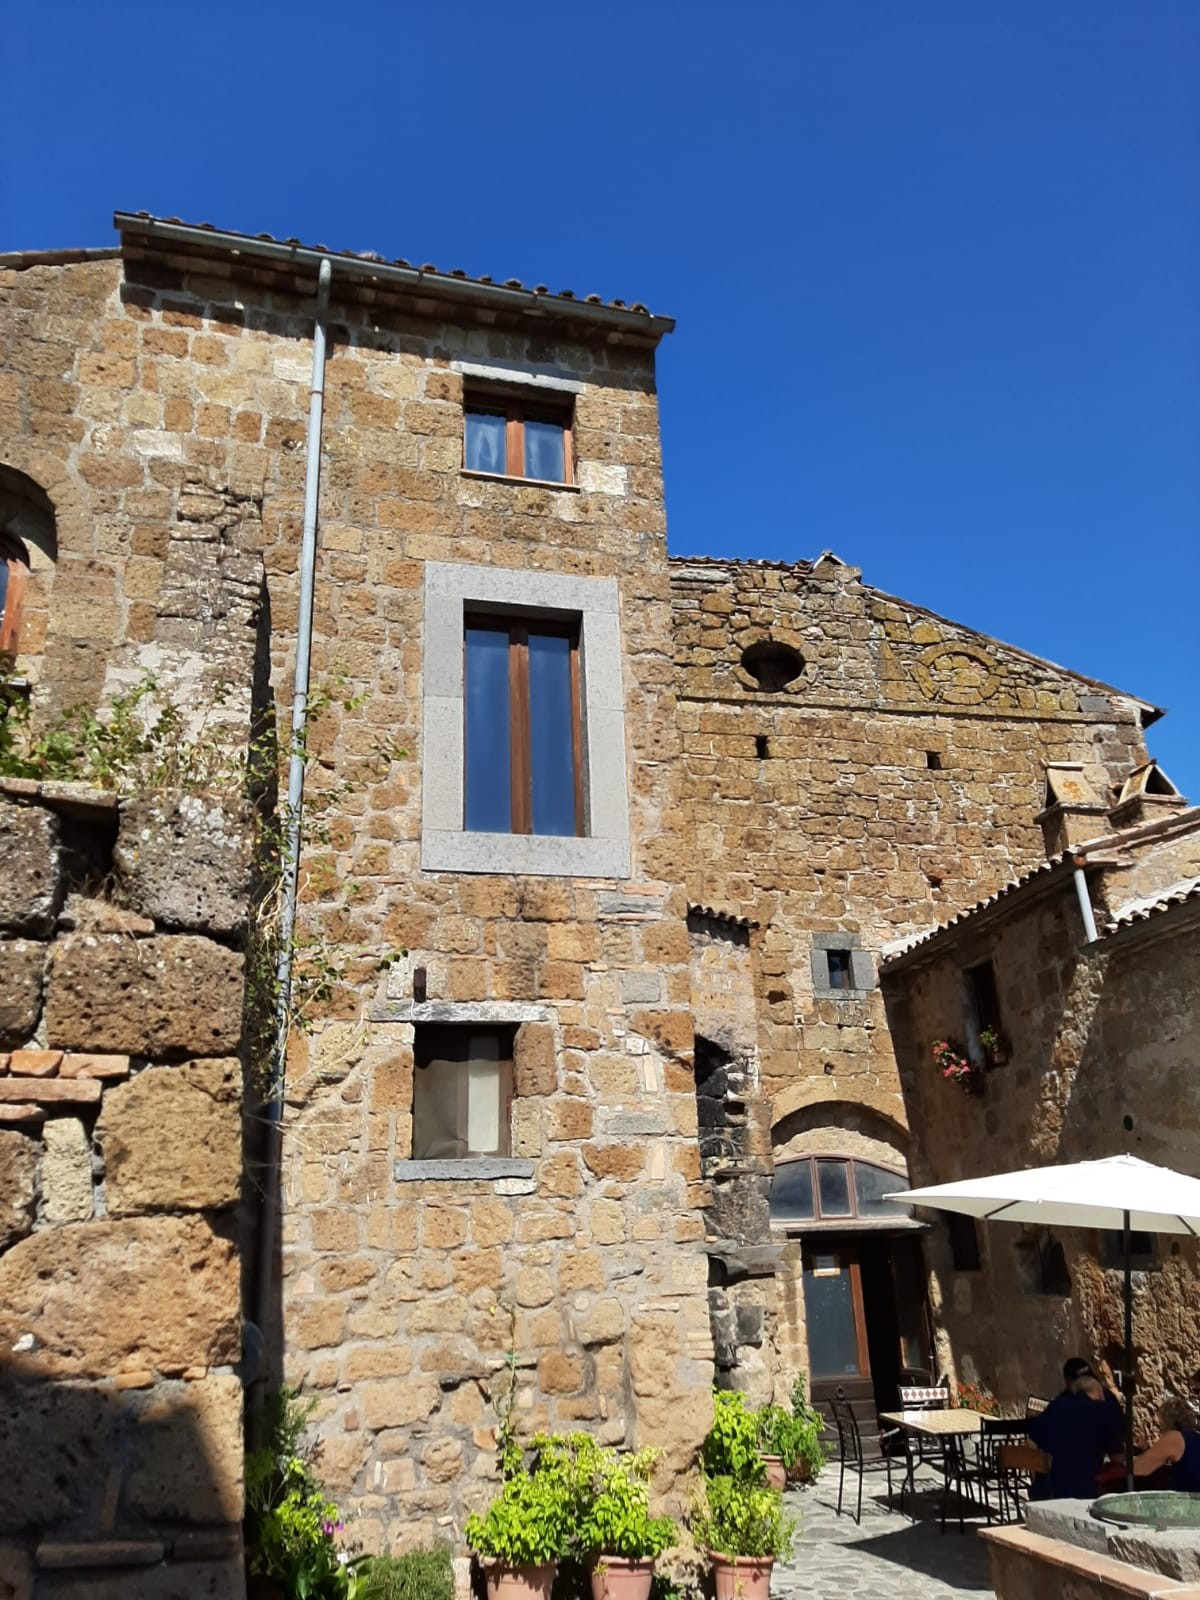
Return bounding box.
[568,1436,676,1562]
[245,1388,380,1599]
[978,1027,1011,1067]
[361,1547,452,1600]
[787,1373,827,1479]
[465,1432,573,1568]
[689,1476,795,1561]
[700,1391,766,1485]
[755,1403,801,1466]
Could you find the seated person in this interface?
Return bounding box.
[1134,1398,1200,1492]
[1028,1366,1120,1500]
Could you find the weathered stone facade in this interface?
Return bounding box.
[882,804,1200,1430]
[0,783,249,1596]
[0,216,1182,1573]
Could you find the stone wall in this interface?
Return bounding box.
[883,824,1200,1426]
[0,781,250,1598]
[670,553,1153,1377]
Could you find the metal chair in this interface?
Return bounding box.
[895,1383,951,1503]
[828,1390,898,1524]
[976,1418,1036,1524]
[997,1442,1051,1522]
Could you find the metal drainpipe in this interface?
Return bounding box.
[253,257,332,1344]
[1072,855,1100,943]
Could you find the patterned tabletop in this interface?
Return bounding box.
[879,1408,993,1437]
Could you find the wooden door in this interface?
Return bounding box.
[803,1243,878,1445]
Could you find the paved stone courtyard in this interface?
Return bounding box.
[773,1465,996,1597]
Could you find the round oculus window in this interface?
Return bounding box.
[739,640,805,692]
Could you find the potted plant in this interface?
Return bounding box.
[785,1373,827,1485]
[690,1475,795,1600]
[753,1404,796,1490]
[979,1027,1011,1068]
[570,1437,677,1600]
[932,1038,983,1095]
[465,1434,572,1600]
[701,1391,767,1486]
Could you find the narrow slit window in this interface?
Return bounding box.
[464,615,583,838]
[463,389,574,485]
[826,949,853,991]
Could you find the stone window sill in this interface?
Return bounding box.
[460,469,579,492]
[813,988,874,1002]
[393,1158,534,1184]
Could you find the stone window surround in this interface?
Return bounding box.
[382,1001,550,1189]
[810,931,875,998]
[421,560,631,878]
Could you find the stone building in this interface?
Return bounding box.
[880,768,1200,1429]
[0,212,1180,1580]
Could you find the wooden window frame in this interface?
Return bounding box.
[0,534,29,658]
[464,614,585,838]
[462,387,575,487]
[771,1155,910,1227]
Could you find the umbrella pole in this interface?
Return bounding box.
[1124,1209,1135,1492]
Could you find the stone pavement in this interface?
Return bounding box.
[772,1465,997,1597]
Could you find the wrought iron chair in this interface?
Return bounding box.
[974,1418,1037,1524]
[828,1389,899,1524]
[895,1383,951,1503]
[997,1442,1051,1523]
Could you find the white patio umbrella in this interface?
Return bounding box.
[887,1154,1200,1489]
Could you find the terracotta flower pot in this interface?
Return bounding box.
[482,1562,557,1600]
[761,1454,787,1490]
[709,1553,775,1600]
[590,1554,655,1600]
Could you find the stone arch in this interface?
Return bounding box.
[771,1096,911,1174]
[769,1078,909,1143]
[0,466,57,674]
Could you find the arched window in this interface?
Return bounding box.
[0,532,29,658]
[770,1155,912,1227]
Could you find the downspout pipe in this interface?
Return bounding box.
[1072,855,1100,944]
[254,256,332,1344]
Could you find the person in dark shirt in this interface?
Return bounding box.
[1028,1364,1121,1500]
[1134,1398,1200,1492]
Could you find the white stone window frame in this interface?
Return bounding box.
[421,560,630,878]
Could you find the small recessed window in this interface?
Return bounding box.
[755,734,770,760]
[826,949,853,991]
[967,960,1002,1035]
[926,750,942,770]
[465,615,583,837]
[0,533,29,658]
[413,1025,515,1160]
[463,389,573,485]
[740,640,804,692]
[948,1213,981,1272]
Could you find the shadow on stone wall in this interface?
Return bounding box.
[0,1353,243,1598]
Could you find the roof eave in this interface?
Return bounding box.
[113,212,675,344]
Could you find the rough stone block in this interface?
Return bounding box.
[122,1376,244,1524]
[0,1078,101,1106]
[31,1561,244,1600]
[0,1216,239,1377]
[115,796,253,936]
[513,1023,556,1097]
[45,936,244,1056]
[41,1119,93,1225]
[9,1049,62,1076]
[0,801,61,935]
[0,940,46,1047]
[97,1059,241,1215]
[0,1130,38,1250]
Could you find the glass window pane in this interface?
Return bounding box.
[524,419,565,482]
[803,1256,861,1376]
[528,631,577,836]
[827,949,852,990]
[816,1158,852,1217]
[854,1163,910,1219]
[770,1160,815,1221]
[465,626,511,833]
[465,410,506,474]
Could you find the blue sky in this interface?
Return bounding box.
[5,1,1198,789]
